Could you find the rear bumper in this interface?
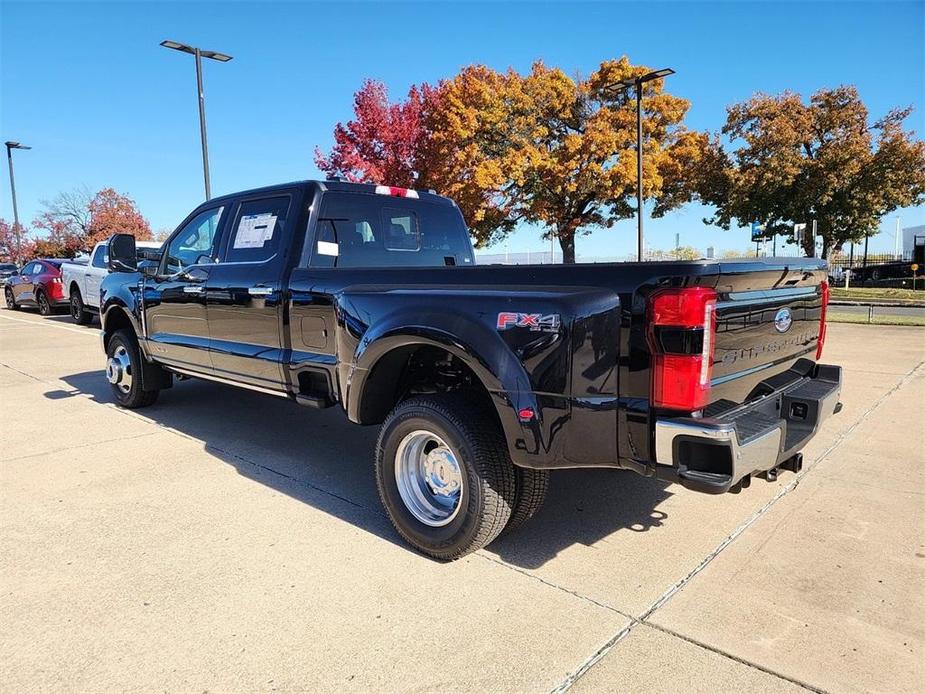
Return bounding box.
[653,361,842,493]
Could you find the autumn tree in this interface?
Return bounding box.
[315,58,707,263]
[315,79,440,187]
[85,188,152,246]
[0,218,24,263]
[699,86,925,258]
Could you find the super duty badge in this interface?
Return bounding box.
[496,312,561,332]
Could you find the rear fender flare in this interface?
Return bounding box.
[347,312,537,433]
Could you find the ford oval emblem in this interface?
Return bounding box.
[774,307,793,333]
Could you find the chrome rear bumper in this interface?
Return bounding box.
[654,361,842,493]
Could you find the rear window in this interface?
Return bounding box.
[313,193,473,268]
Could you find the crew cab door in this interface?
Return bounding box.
[204,193,295,390]
[86,244,108,307]
[144,205,226,373]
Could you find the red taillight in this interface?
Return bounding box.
[647,287,717,411]
[816,281,829,359]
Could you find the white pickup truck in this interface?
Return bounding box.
[60,239,161,324]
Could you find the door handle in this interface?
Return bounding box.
[248,287,273,296]
[183,286,204,294]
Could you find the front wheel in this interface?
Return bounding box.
[375,394,515,560]
[106,330,159,408]
[4,286,19,310]
[70,289,92,325]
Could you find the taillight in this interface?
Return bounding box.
[647,287,717,411]
[816,281,829,359]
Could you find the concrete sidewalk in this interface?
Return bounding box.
[1,310,922,693]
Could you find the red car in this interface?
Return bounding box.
[4,259,68,315]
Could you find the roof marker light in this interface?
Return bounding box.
[375,185,419,199]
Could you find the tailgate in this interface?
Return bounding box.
[710,263,827,404]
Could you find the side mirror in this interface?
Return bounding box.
[108,234,137,272]
[138,259,158,278]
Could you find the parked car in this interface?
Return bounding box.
[4,258,67,315]
[100,179,842,560]
[0,262,19,283]
[60,239,162,324]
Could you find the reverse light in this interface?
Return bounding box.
[647,287,717,411]
[816,281,829,360]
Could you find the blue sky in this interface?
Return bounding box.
[2,0,923,257]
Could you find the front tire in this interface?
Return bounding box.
[70,289,92,325]
[4,286,19,310]
[106,330,159,408]
[375,394,515,560]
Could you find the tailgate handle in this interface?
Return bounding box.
[248,287,273,296]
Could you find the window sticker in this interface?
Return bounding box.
[317,241,339,256]
[234,213,277,249]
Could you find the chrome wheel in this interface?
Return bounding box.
[106,344,133,394]
[4,287,14,308]
[394,430,464,527]
[70,294,81,319]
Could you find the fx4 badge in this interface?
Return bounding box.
[496,312,561,332]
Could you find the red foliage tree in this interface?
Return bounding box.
[314,79,440,187]
[0,218,21,262]
[86,188,152,246]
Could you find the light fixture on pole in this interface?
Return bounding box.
[605,68,675,262]
[5,141,31,264]
[160,40,233,200]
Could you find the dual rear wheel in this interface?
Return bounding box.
[375,394,548,560]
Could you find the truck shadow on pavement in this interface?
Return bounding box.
[48,370,673,569]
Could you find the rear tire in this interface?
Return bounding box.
[501,467,549,535]
[375,394,515,560]
[4,286,19,310]
[106,330,159,409]
[37,289,52,316]
[70,289,92,325]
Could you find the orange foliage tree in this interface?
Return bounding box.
[86,188,152,246]
[316,58,708,263]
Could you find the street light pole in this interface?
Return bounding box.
[636,79,643,261]
[160,40,233,201]
[604,68,675,261]
[5,141,31,264]
[193,47,211,200]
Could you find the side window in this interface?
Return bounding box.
[223,196,290,264]
[25,262,41,275]
[161,206,224,275]
[91,245,108,269]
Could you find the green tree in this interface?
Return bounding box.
[700,87,925,258]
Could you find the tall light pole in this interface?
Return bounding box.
[160,40,233,200]
[5,141,31,264]
[605,68,675,261]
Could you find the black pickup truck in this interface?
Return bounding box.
[100,180,842,559]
